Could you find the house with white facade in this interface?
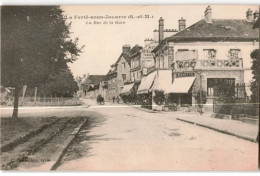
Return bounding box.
[143,6,259,111]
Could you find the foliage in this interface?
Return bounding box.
[136,93,152,108]
[153,90,165,105]
[121,93,136,104]
[39,68,78,97]
[250,49,260,104]
[216,83,236,103]
[1,6,84,117]
[193,90,207,107]
[97,94,104,104]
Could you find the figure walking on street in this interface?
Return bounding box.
[112,96,115,103]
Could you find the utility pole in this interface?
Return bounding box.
[199,73,203,115]
[34,87,37,104]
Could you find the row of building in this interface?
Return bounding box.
[80,6,259,112]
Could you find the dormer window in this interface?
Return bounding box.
[204,49,216,59]
[229,49,241,60]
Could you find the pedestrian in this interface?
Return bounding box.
[116,96,120,103]
[112,96,115,103]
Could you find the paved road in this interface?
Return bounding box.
[56,99,258,171]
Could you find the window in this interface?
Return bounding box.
[131,73,135,81]
[229,49,241,60]
[176,49,198,60]
[207,78,235,97]
[204,49,216,59]
[122,62,126,69]
[122,74,126,81]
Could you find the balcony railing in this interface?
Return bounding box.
[175,59,243,71]
[196,59,243,69]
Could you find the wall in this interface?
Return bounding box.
[172,41,258,84]
[107,75,117,100]
[131,70,142,82]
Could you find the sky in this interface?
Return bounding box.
[61,5,259,78]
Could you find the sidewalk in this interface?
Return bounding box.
[81,98,259,142]
[176,114,258,142]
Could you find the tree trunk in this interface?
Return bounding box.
[12,86,20,118]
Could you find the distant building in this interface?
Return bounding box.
[81,75,106,98]
[106,45,132,100]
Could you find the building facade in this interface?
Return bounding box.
[81,74,106,98]
[151,6,259,111]
[107,45,132,100]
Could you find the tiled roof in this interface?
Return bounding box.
[128,45,143,57]
[105,45,143,78]
[82,75,106,85]
[106,69,117,77]
[121,53,132,65]
[153,19,259,52]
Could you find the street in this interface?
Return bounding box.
[0,98,258,171]
[57,99,258,171]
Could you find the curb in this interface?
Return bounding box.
[131,106,156,113]
[176,118,257,143]
[50,118,88,170]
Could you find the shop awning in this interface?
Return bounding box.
[120,83,135,95]
[151,70,172,91]
[137,71,156,94]
[165,77,196,94]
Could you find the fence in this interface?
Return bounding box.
[3,97,81,106]
[213,100,259,119]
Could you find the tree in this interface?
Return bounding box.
[153,90,165,105]
[192,90,207,107]
[250,49,260,104]
[1,6,84,118]
[39,68,79,97]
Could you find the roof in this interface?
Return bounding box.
[153,19,259,52]
[82,75,106,85]
[114,45,142,66]
[128,45,143,57]
[121,53,132,65]
[109,45,142,73]
[106,68,117,77]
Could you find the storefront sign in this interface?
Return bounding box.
[176,72,195,78]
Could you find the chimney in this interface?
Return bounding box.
[122,44,131,54]
[204,5,212,23]
[153,29,159,42]
[178,17,186,31]
[253,10,259,20]
[246,8,253,22]
[159,17,164,43]
[144,38,153,46]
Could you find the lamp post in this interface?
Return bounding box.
[190,59,203,116]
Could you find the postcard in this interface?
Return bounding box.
[1,5,259,171]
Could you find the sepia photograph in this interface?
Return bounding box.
[0,3,259,172]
